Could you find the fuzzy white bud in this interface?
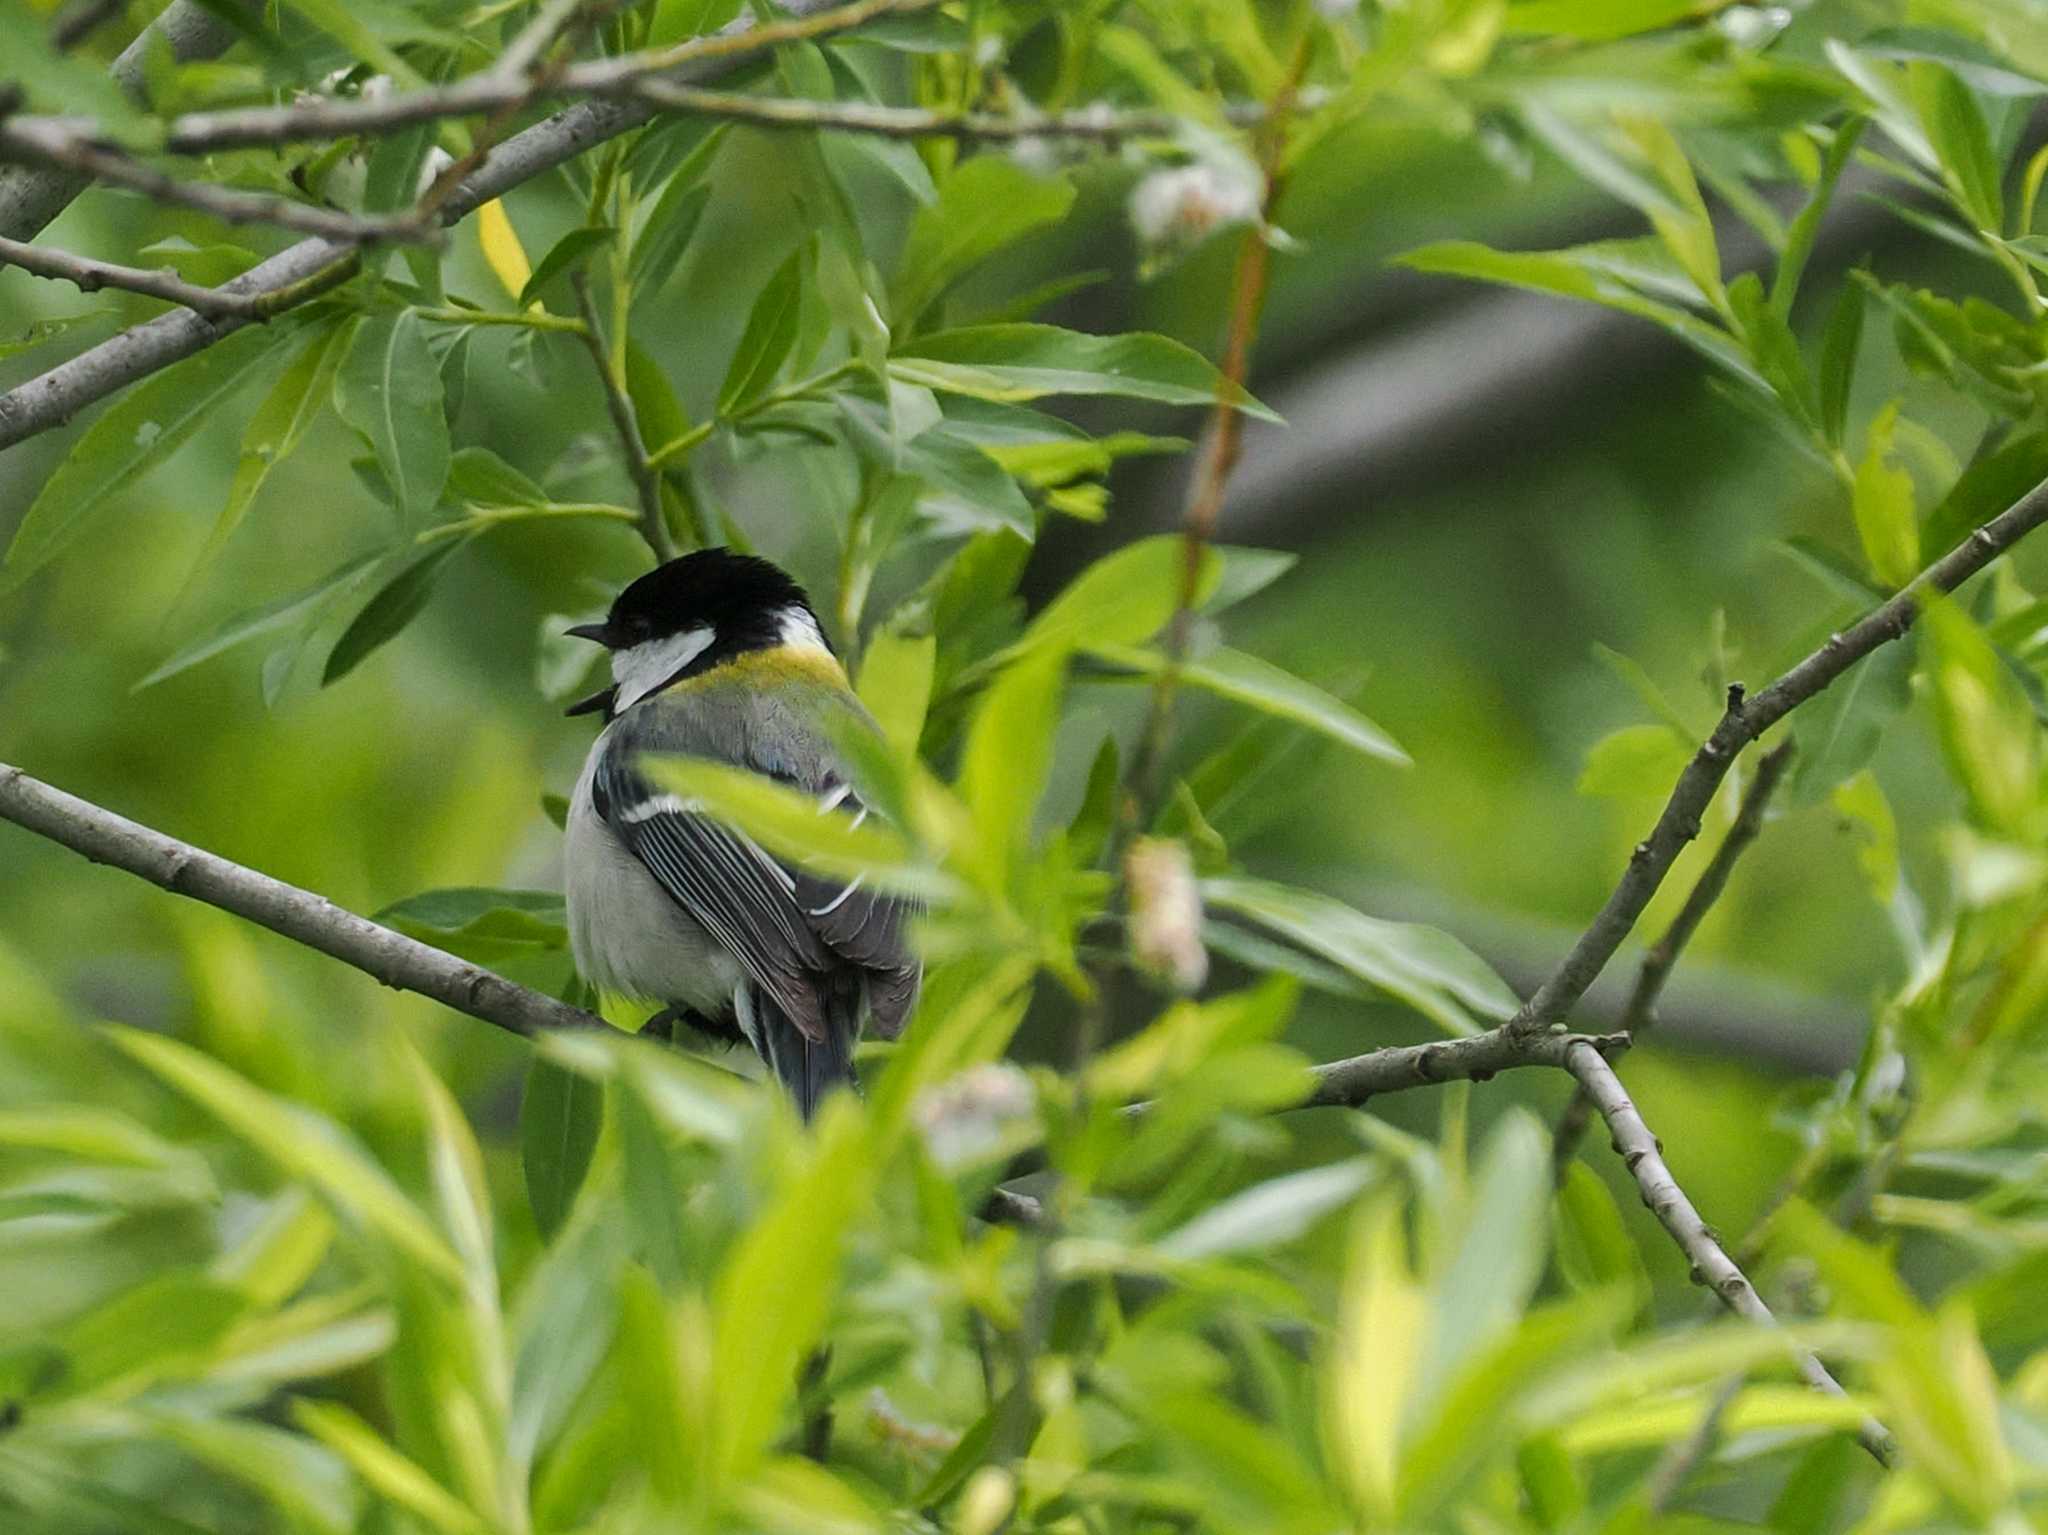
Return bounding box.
[1125,836,1208,994]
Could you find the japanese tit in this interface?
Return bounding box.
[561,549,918,1118]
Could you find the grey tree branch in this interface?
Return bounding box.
[571,271,672,560]
[1563,1042,1896,1466]
[1551,740,1797,1173]
[1506,481,2048,1042]
[0,118,435,245]
[0,232,275,320]
[0,762,605,1040]
[0,0,865,451]
[0,0,251,243]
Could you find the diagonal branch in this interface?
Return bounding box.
[1552,740,1796,1173]
[1564,1042,1896,1466]
[0,763,604,1040]
[0,233,276,321]
[571,271,673,560]
[1506,482,2048,1041]
[0,0,872,453]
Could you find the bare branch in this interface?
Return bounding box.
[1298,1029,1630,1107]
[0,0,252,242]
[0,0,876,452]
[1507,483,2048,1041]
[49,0,127,52]
[1552,741,1797,1172]
[0,119,434,244]
[0,233,275,321]
[1563,1042,1896,1465]
[42,0,944,157]
[0,763,605,1040]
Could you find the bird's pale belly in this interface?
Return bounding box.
[564,767,744,1017]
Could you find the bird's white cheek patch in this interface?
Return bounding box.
[612,626,715,710]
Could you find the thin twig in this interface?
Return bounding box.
[0,233,273,321]
[1298,1030,1630,1108]
[0,119,433,244]
[1565,1042,1896,1466]
[1506,484,2048,1041]
[1124,47,1309,825]
[0,764,606,1040]
[1642,1373,1746,1512]
[0,0,871,452]
[571,272,672,560]
[50,0,945,156]
[1552,741,1797,1174]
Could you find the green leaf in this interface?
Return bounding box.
[719,247,805,414]
[1832,769,1900,905]
[1852,402,1921,586]
[293,1400,488,1535]
[1502,0,1695,41]
[334,310,450,522]
[628,166,718,296]
[1156,1159,1377,1260]
[1552,1162,1650,1312]
[107,1027,464,1284]
[4,324,284,587]
[323,539,468,686]
[1021,534,1217,656]
[130,1410,358,1535]
[1923,430,2048,562]
[891,325,1277,420]
[1816,277,1864,448]
[208,318,358,565]
[376,886,569,981]
[1089,644,1410,766]
[1909,61,2004,230]
[49,1272,250,1398]
[857,624,936,757]
[133,550,385,690]
[891,157,1076,326]
[445,445,548,507]
[1614,113,1722,310]
[1789,634,1913,803]
[1577,722,1693,797]
[520,1054,602,1240]
[1922,596,2041,837]
[0,309,112,359]
[1204,876,1519,1035]
[518,225,616,311]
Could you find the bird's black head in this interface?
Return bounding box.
[564,549,828,718]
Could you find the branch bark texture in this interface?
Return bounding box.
[0,763,605,1040]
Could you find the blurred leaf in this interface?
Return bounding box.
[135,550,385,690]
[857,624,936,757]
[1909,61,2004,230]
[108,1027,463,1284]
[1922,596,2040,837]
[294,1399,489,1535]
[477,197,533,304]
[628,132,725,294]
[1157,1159,1376,1260]
[1833,768,1901,906]
[210,317,358,563]
[334,310,450,522]
[1853,402,1921,586]
[1615,113,1722,309]
[1816,276,1864,447]
[1577,722,1692,797]
[1205,876,1518,1034]
[719,247,805,413]
[131,1410,358,1535]
[48,1272,249,1398]
[1924,430,2048,561]
[521,1054,602,1240]
[892,325,1277,419]
[1020,534,1217,656]
[446,445,548,507]
[1789,635,1913,802]
[959,641,1067,892]
[1325,1195,1425,1523]
[1502,0,1694,41]
[4,324,285,588]
[1552,1162,1650,1313]
[892,157,1076,327]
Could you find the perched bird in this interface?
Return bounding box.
[561,549,918,1117]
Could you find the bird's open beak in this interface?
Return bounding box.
[564,620,615,645]
[564,684,617,718]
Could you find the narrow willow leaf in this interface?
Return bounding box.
[322,538,469,685]
[521,1054,603,1240]
[1089,644,1409,766]
[1817,276,1864,447]
[1157,1159,1377,1260]
[210,318,359,564]
[857,625,936,757]
[1204,876,1519,1034]
[293,1401,488,1535]
[1922,597,2041,837]
[1852,402,1920,586]
[134,551,384,691]
[1576,722,1693,797]
[629,152,721,295]
[891,157,1076,326]
[4,324,285,587]
[1021,534,1217,655]
[1923,430,2048,561]
[108,1027,463,1284]
[476,197,533,302]
[891,325,1277,420]
[719,247,805,413]
[334,311,449,522]
[445,446,547,506]
[518,225,617,311]
[1908,60,2004,230]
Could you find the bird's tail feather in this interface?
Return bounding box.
[749,985,858,1121]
